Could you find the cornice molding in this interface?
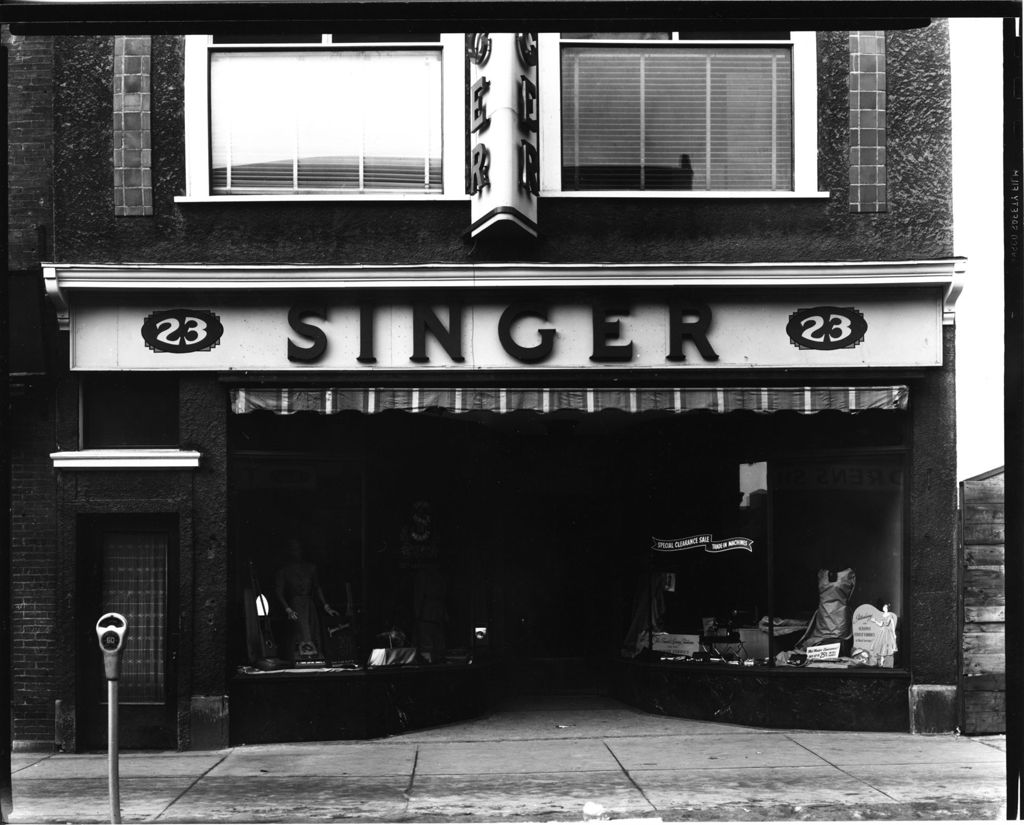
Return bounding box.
[43,259,966,330]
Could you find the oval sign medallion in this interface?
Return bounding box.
[786,306,867,351]
[142,309,224,354]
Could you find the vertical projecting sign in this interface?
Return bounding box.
[467,33,539,239]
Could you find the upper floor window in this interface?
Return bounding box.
[539,32,821,197]
[183,32,820,203]
[183,34,465,200]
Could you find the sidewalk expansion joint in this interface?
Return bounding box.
[402,747,420,809]
[149,750,233,821]
[603,739,658,814]
[784,735,901,803]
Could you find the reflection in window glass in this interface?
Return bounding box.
[561,45,793,191]
[210,50,443,194]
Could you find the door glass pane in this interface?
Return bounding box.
[102,532,167,703]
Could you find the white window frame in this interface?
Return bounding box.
[538,31,826,199]
[178,34,467,203]
[50,449,201,469]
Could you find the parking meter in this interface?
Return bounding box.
[96,613,127,823]
[96,613,128,680]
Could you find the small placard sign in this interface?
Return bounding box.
[641,633,700,656]
[805,642,841,661]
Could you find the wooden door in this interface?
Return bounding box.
[78,516,179,750]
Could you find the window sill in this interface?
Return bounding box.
[50,449,201,469]
[175,191,831,204]
[174,193,471,204]
[541,189,831,200]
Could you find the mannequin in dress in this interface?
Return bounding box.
[399,501,446,663]
[275,538,339,662]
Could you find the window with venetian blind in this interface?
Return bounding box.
[560,37,794,192]
[208,39,443,195]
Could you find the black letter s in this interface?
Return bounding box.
[288,306,328,363]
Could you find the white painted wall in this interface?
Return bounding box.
[950,18,1006,481]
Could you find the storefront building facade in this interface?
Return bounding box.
[10,23,962,751]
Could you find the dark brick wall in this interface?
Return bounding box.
[179,376,229,747]
[6,27,58,749]
[4,28,54,268]
[10,389,58,748]
[46,372,230,751]
[48,24,953,266]
[909,323,959,687]
[886,21,953,246]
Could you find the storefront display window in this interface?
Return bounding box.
[229,412,479,672]
[232,457,364,670]
[230,398,907,681]
[772,455,903,667]
[627,452,904,669]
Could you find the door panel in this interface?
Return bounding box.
[78,516,178,751]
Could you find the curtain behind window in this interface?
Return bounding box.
[102,532,167,703]
[210,50,442,193]
[561,45,793,191]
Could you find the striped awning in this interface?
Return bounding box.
[230,386,909,416]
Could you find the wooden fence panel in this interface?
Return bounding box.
[960,470,1005,735]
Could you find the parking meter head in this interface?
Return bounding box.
[95,613,128,680]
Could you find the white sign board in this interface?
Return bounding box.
[642,633,700,657]
[70,291,944,371]
[805,642,842,661]
[851,603,898,667]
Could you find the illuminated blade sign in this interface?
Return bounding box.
[467,32,539,239]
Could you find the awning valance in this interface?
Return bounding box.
[230,386,909,416]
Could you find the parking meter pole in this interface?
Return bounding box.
[108,679,121,824]
[96,613,127,825]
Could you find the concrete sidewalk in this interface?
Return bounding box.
[7,696,1008,823]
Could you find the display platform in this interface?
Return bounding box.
[229,662,490,744]
[611,657,911,731]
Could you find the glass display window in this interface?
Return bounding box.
[230,457,364,669]
[624,450,905,669]
[771,454,904,667]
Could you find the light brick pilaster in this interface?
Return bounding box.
[113,35,152,216]
[849,31,888,213]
